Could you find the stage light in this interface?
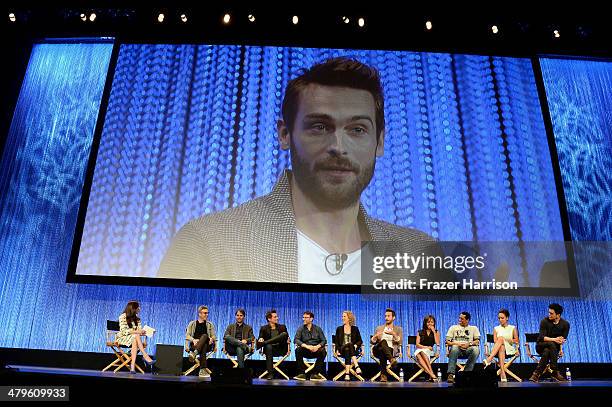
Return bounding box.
[553,29,561,38]
[9,12,16,22]
[342,16,350,24]
[180,14,188,23]
[223,13,231,24]
[491,25,499,34]
[248,14,255,23]
[157,13,165,23]
[425,20,433,30]
[357,17,365,28]
[89,13,96,22]
[292,15,299,25]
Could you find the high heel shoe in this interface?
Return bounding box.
[129,369,136,374]
[144,358,156,373]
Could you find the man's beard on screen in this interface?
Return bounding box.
[290,146,376,211]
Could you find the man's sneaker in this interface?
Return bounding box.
[389,358,398,369]
[310,373,326,382]
[447,373,455,384]
[294,373,307,381]
[265,372,274,380]
[199,369,210,378]
[551,371,566,382]
[380,372,388,382]
[188,351,196,363]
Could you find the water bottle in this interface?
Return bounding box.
[437,368,442,382]
[566,367,572,381]
[399,368,404,382]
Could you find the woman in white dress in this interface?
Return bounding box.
[116,301,155,373]
[483,308,519,381]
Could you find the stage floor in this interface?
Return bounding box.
[3,365,611,402]
[6,364,612,389]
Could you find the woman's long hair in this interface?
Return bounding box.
[421,315,436,334]
[123,301,141,327]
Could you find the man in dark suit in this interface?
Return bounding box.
[257,310,290,380]
[157,57,440,285]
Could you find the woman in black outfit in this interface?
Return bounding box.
[414,315,440,381]
[334,311,363,381]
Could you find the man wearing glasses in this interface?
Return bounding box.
[185,305,217,377]
[445,311,480,383]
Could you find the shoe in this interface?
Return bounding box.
[199,370,210,378]
[501,378,508,382]
[447,373,455,384]
[294,373,307,381]
[310,373,326,382]
[355,366,362,375]
[529,372,540,383]
[344,374,350,381]
[144,358,156,366]
[188,351,196,363]
[380,373,388,382]
[129,369,136,374]
[551,371,566,382]
[389,358,398,369]
[483,359,491,368]
[265,372,274,380]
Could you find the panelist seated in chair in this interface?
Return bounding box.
[529,303,570,383]
[483,308,519,382]
[257,309,290,380]
[185,305,217,378]
[371,308,403,382]
[223,308,255,368]
[116,300,156,374]
[294,311,327,381]
[414,315,440,382]
[334,310,363,380]
[445,311,480,384]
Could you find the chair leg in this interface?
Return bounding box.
[505,368,522,382]
[370,371,381,382]
[409,368,424,383]
[274,366,290,380]
[386,366,401,381]
[113,357,130,373]
[183,359,200,376]
[349,367,364,381]
[333,367,347,381]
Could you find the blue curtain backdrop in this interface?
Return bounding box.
[0,43,610,363]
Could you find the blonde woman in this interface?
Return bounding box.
[333,311,363,380]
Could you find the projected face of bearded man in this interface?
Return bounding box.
[279,84,384,210]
